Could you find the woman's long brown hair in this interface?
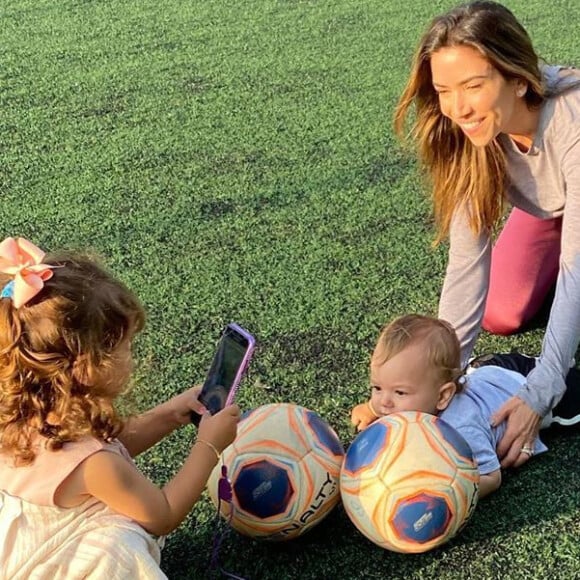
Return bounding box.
[394,1,545,243]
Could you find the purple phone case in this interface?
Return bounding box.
[222,322,255,406]
[197,323,255,415]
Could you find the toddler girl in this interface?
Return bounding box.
[0,237,239,579]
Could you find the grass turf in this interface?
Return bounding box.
[1,0,580,578]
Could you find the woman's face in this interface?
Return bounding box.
[430,44,528,147]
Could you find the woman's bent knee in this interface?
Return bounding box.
[482,305,526,335]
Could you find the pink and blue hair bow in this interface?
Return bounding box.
[0,237,54,308]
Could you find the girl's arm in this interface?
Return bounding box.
[63,405,240,536]
[118,386,206,457]
[477,469,501,498]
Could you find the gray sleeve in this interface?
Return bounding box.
[438,208,492,367]
[519,129,580,416]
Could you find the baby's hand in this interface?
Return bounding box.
[198,404,240,453]
[351,402,378,432]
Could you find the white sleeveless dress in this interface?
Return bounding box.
[0,437,166,579]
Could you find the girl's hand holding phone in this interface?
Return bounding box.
[191,322,254,427]
[163,386,208,426]
[198,404,240,454]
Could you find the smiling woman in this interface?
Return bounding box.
[393,1,580,470]
[430,46,538,150]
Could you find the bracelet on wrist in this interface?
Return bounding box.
[196,438,221,462]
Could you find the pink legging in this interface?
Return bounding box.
[482,208,562,335]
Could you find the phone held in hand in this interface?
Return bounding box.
[191,323,255,426]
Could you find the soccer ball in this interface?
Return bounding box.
[207,403,345,541]
[340,411,479,553]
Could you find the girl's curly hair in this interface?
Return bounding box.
[0,252,145,465]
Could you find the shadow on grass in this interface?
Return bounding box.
[463,426,580,539]
[161,429,580,580]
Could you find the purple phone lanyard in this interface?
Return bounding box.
[209,464,247,580]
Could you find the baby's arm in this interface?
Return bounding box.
[67,404,239,536]
[452,423,503,498]
[119,386,206,457]
[351,401,379,431]
[478,469,502,498]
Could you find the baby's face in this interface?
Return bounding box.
[370,341,445,417]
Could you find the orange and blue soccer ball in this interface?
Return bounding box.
[340,411,479,553]
[207,403,345,541]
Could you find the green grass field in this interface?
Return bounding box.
[2,1,580,578]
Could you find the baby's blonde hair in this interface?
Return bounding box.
[0,252,145,465]
[373,314,464,390]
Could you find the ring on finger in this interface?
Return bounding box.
[520,446,534,457]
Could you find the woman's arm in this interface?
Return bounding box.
[118,386,205,457]
[438,208,492,367]
[496,127,580,467]
[518,136,580,417]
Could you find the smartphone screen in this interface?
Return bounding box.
[198,324,255,416]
